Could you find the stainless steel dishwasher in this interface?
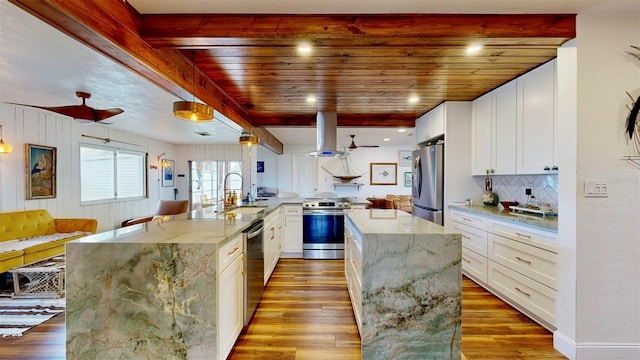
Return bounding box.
[243,220,264,325]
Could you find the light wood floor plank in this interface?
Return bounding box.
[0,259,566,360]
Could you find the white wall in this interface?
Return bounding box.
[277,144,414,198]
[554,3,640,359]
[0,103,178,232]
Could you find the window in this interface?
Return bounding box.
[190,160,242,210]
[80,145,147,202]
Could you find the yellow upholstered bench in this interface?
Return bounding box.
[0,210,97,273]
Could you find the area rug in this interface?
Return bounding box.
[0,297,65,337]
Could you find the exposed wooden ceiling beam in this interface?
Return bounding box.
[252,114,416,128]
[140,14,576,47]
[7,0,284,154]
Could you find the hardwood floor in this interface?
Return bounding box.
[0,259,566,360]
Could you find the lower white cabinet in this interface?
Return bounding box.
[461,247,488,283]
[282,205,303,257]
[344,217,363,334]
[450,208,557,329]
[263,208,282,284]
[217,235,244,360]
[488,261,556,326]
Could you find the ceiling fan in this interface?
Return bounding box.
[347,134,380,149]
[9,91,123,124]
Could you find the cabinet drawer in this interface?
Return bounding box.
[488,261,556,327]
[283,205,302,216]
[487,219,556,253]
[451,220,488,256]
[462,247,487,284]
[489,234,557,289]
[450,210,488,230]
[218,234,243,272]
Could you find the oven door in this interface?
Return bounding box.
[302,209,345,259]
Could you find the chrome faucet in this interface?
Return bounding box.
[223,172,243,209]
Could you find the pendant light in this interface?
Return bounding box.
[0,125,13,154]
[173,51,214,122]
[239,132,259,146]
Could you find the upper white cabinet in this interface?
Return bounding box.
[471,79,517,176]
[516,59,558,174]
[415,103,444,143]
[471,59,557,176]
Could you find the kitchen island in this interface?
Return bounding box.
[64,200,457,359]
[344,209,462,359]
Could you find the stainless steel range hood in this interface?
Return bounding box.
[308,112,347,158]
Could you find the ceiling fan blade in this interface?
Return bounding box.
[93,108,124,121]
[359,145,380,148]
[9,103,122,122]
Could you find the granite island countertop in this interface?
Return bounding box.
[449,204,558,232]
[71,195,372,246]
[344,208,456,235]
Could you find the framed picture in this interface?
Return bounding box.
[399,150,412,167]
[370,162,397,185]
[404,172,412,187]
[162,159,175,187]
[257,161,264,173]
[25,144,56,199]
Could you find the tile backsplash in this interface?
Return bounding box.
[474,174,558,207]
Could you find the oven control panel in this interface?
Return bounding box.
[302,199,351,209]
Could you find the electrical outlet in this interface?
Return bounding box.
[525,188,532,195]
[584,180,608,198]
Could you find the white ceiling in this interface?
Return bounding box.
[0,0,625,149]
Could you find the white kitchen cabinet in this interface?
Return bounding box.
[488,261,556,327]
[217,235,244,360]
[415,103,445,143]
[516,59,558,174]
[350,204,366,210]
[450,209,489,283]
[449,208,557,329]
[263,208,282,284]
[344,217,363,334]
[471,79,517,175]
[282,205,303,257]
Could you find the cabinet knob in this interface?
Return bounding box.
[543,166,550,171]
[552,165,559,171]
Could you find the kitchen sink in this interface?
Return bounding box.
[226,206,267,215]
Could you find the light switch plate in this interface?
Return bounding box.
[584,180,608,198]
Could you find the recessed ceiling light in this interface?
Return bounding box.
[306,95,316,103]
[466,44,483,54]
[297,43,312,55]
[383,138,390,142]
[409,95,419,104]
[398,129,406,133]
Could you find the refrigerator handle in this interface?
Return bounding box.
[412,154,422,198]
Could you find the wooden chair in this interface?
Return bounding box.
[121,200,190,227]
[200,194,216,207]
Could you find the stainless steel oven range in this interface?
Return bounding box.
[302,198,351,259]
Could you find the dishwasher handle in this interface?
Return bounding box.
[246,224,263,240]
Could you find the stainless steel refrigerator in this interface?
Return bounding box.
[411,138,444,225]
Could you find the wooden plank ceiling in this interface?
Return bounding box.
[141,14,575,128]
[7,1,575,153]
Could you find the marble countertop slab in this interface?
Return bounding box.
[344,209,457,235]
[448,204,558,232]
[70,196,373,248]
